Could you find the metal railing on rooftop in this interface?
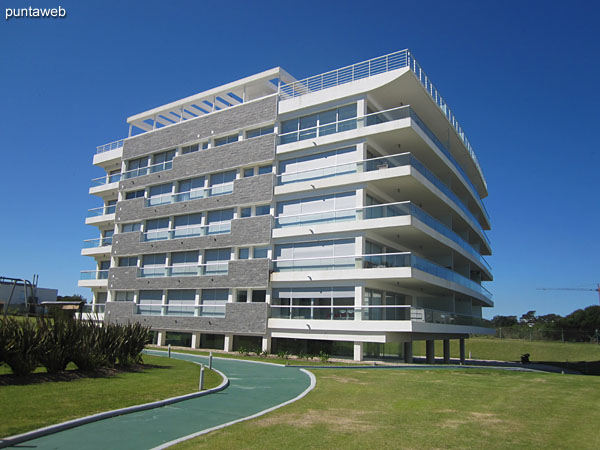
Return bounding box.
[96,139,124,154]
[278,49,487,190]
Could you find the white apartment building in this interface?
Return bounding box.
[80,50,492,362]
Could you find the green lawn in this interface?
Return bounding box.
[413,337,600,363]
[0,355,221,438]
[174,368,600,450]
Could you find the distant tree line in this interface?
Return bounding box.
[491,306,600,342]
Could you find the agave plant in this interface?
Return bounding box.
[3,317,40,376]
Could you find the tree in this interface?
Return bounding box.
[520,310,537,324]
[491,315,518,327]
[57,294,86,302]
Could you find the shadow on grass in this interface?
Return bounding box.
[0,363,175,386]
[533,360,600,375]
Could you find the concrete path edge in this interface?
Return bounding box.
[0,363,229,449]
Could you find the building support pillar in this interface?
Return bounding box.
[157,330,166,346]
[224,334,233,352]
[443,339,450,364]
[425,340,435,364]
[262,335,271,354]
[459,338,466,364]
[403,341,413,363]
[191,332,201,349]
[353,341,364,362]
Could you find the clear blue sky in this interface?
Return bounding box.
[1,0,598,318]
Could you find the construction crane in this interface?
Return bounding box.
[537,284,600,305]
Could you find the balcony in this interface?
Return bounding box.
[274,201,491,276]
[122,160,173,180]
[141,222,231,242]
[81,237,112,256]
[277,152,490,251]
[144,183,234,207]
[278,49,487,191]
[89,173,121,196]
[137,262,229,278]
[93,139,124,167]
[278,105,489,226]
[78,270,109,288]
[85,205,116,226]
[271,252,492,303]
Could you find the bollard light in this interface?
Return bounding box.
[209,352,213,370]
[199,364,205,390]
[168,344,171,359]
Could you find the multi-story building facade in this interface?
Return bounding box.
[80,50,492,362]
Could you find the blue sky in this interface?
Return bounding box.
[1,0,598,318]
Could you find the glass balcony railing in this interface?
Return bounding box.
[277,151,490,248]
[79,270,109,280]
[144,183,234,207]
[122,160,173,180]
[141,222,231,242]
[136,304,226,317]
[278,105,490,224]
[411,307,488,327]
[86,205,116,218]
[82,237,113,248]
[96,139,124,154]
[91,173,121,186]
[138,262,229,278]
[272,252,492,300]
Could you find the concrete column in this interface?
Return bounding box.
[224,334,233,352]
[157,330,166,346]
[459,338,466,364]
[262,335,271,353]
[353,341,364,362]
[425,340,435,364]
[403,341,413,363]
[443,339,450,364]
[191,332,201,349]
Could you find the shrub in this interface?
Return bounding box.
[36,318,79,373]
[319,350,329,363]
[2,317,40,376]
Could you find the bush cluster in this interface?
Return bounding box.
[0,317,152,377]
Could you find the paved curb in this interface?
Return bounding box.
[286,364,548,373]
[0,362,229,449]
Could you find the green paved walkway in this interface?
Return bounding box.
[12,351,313,450]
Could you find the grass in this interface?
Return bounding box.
[174,368,600,450]
[413,337,600,363]
[0,354,221,438]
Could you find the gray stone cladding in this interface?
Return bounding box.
[119,134,276,193]
[115,174,274,223]
[108,259,270,291]
[105,301,268,335]
[122,95,277,159]
[112,216,272,257]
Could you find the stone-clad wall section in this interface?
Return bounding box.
[119,134,275,193]
[108,259,270,291]
[111,216,272,257]
[122,95,277,159]
[105,302,268,335]
[115,174,274,223]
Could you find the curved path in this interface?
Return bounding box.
[8,351,313,450]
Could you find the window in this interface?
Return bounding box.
[278,146,357,184]
[121,222,141,233]
[206,209,233,235]
[171,251,199,276]
[145,218,169,241]
[274,239,355,271]
[173,213,202,238]
[204,248,230,274]
[114,291,134,302]
[200,289,228,317]
[105,199,117,214]
[99,260,110,279]
[237,290,248,302]
[258,165,272,175]
[240,207,251,218]
[214,133,238,147]
[118,256,138,267]
[148,183,172,206]
[177,176,205,201]
[138,290,163,315]
[246,125,274,139]
[255,204,270,216]
[101,229,113,246]
[276,191,356,227]
[238,248,249,259]
[209,170,235,196]
[125,189,144,200]
[141,253,166,277]
[243,168,254,177]
[152,149,176,172]
[252,290,266,302]
[127,157,149,177]
[280,104,357,144]
[182,143,199,154]
[166,290,196,316]
[253,247,269,259]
